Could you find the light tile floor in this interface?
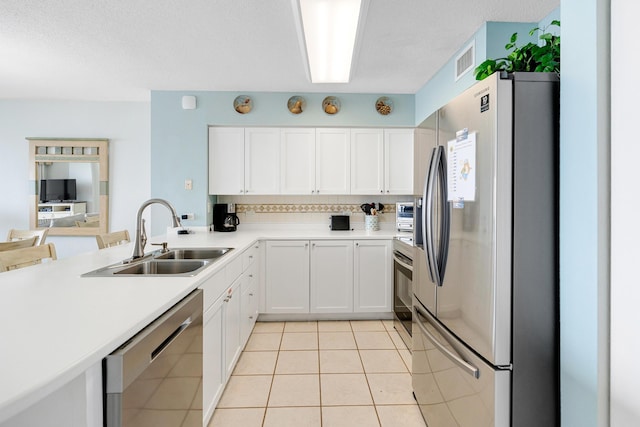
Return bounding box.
[209,320,426,427]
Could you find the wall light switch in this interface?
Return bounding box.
[184,179,193,190]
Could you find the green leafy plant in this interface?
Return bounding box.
[474,20,560,80]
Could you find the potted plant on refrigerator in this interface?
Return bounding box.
[474,20,560,80]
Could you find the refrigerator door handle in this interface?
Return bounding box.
[436,147,451,285]
[424,146,440,284]
[414,304,480,379]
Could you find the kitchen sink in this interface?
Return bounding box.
[82,246,233,277]
[113,260,209,276]
[154,248,232,260]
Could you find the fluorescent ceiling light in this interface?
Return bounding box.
[295,0,368,83]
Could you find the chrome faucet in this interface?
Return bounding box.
[131,198,182,259]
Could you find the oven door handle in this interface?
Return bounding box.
[393,251,413,272]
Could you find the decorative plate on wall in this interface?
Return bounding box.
[287,96,306,114]
[234,95,252,114]
[322,96,340,115]
[375,97,393,115]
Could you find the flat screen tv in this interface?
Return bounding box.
[40,179,77,202]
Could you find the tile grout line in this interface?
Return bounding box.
[354,321,384,427]
[260,328,283,427]
[316,322,323,427]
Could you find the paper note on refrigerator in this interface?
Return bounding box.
[447,132,476,202]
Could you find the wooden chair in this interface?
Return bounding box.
[96,230,130,249]
[0,243,57,272]
[0,236,38,252]
[6,229,48,246]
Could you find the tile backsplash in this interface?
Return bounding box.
[218,195,413,226]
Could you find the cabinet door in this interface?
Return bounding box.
[209,127,245,195]
[241,263,259,343]
[281,128,316,194]
[315,128,350,194]
[350,128,384,195]
[245,127,280,194]
[310,240,354,313]
[354,240,393,312]
[203,295,225,424]
[224,280,242,379]
[384,128,414,194]
[265,240,310,313]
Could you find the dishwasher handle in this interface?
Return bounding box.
[151,316,193,360]
[105,289,203,393]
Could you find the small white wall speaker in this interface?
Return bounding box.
[182,95,197,110]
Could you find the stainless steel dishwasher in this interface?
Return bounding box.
[104,289,203,427]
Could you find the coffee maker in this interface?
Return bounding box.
[212,203,240,232]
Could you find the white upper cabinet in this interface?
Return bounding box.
[280,128,316,194]
[315,128,351,195]
[244,128,280,194]
[384,129,414,194]
[350,128,385,194]
[350,128,414,195]
[209,126,413,196]
[208,127,244,195]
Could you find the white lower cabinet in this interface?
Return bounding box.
[241,262,259,343]
[354,240,393,312]
[265,240,310,313]
[224,279,242,379]
[203,293,225,423]
[310,240,354,313]
[201,242,261,426]
[265,239,391,315]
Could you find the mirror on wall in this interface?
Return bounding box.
[27,138,109,236]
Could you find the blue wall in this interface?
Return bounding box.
[560,0,609,425]
[414,21,537,125]
[150,91,414,235]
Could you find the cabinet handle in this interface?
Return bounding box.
[356,242,359,247]
[249,274,253,278]
[387,190,390,193]
[249,255,253,260]
[380,190,383,193]
[311,190,315,194]
[224,298,230,302]
[249,293,254,297]
[316,190,320,194]
[249,316,254,319]
[305,243,308,248]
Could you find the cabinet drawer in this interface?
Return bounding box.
[226,256,243,284]
[242,244,259,271]
[200,267,227,311]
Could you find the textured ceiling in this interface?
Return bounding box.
[0,0,559,101]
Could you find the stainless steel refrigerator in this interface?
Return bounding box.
[412,72,559,427]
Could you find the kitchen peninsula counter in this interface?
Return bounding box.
[0,225,400,424]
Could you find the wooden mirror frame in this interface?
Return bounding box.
[27,138,109,236]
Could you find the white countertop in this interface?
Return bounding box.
[0,225,401,422]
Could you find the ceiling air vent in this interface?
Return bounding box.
[455,41,475,81]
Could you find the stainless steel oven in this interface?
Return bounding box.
[104,290,203,427]
[393,238,413,349]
